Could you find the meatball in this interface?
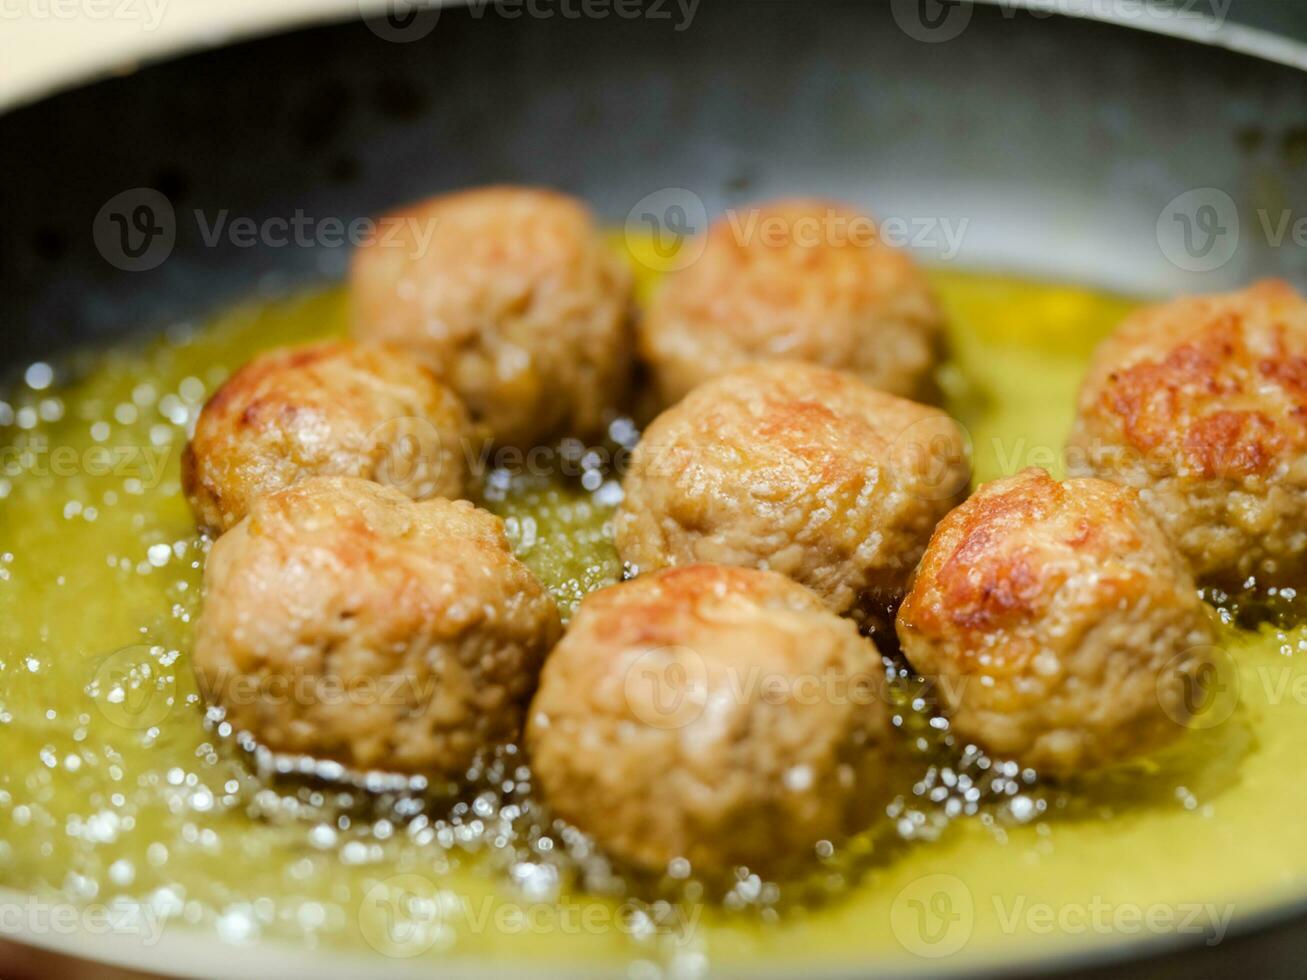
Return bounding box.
[1067,280,1307,588]
[193,476,561,780]
[350,186,634,447]
[638,198,944,407]
[183,341,477,534]
[896,468,1215,776]
[526,564,897,878]
[615,361,970,615]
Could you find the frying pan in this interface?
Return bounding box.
[2,0,1307,975]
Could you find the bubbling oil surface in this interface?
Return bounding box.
[2,264,1307,972]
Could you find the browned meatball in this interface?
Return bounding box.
[183,341,476,534]
[527,565,898,878]
[638,198,944,407]
[350,186,634,447]
[615,361,970,615]
[193,477,561,780]
[1068,280,1307,588]
[896,468,1215,776]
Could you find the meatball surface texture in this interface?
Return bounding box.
[527,564,899,878]
[615,361,970,613]
[1068,280,1307,588]
[350,185,633,447]
[638,198,944,407]
[183,341,476,534]
[1066,279,1307,588]
[896,468,1214,776]
[194,477,561,779]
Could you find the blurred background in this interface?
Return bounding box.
[1228,0,1307,36]
[3,0,1307,112]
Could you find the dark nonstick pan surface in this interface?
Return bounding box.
[3,1,1307,975]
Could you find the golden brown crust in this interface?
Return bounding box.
[526,565,897,877]
[904,470,1146,660]
[350,185,634,446]
[194,477,561,779]
[897,469,1214,775]
[184,341,476,534]
[1081,281,1307,478]
[615,360,970,613]
[1068,280,1307,586]
[639,198,943,407]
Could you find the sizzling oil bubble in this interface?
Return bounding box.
[1,272,1305,971]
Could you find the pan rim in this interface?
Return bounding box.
[3,0,1307,114]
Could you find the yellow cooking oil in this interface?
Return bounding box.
[1,241,1305,973]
